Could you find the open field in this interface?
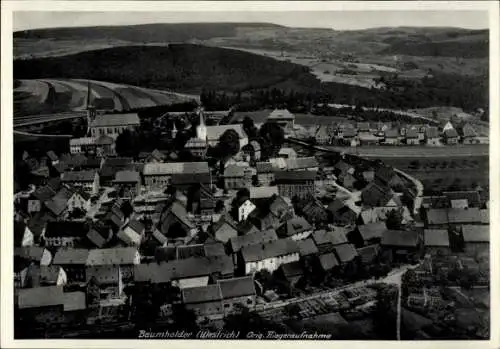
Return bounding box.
[14,78,199,117]
[323,145,489,158]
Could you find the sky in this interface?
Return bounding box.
[13,10,489,32]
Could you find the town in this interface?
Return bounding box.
[13,98,489,339]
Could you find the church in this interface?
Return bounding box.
[185,108,248,157]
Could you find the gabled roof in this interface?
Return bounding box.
[32,185,57,202]
[44,187,75,216]
[15,246,48,262]
[18,285,64,309]
[218,276,256,299]
[114,170,140,183]
[312,229,347,246]
[334,243,358,263]
[143,162,209,176]
[382,230,419,247]
[176,244,206,260]
[280,261,304,278]
[241,239,299,262]
[384,129,399,138]
[162,201,195,230]
[406,128,419,139]
[87,227,112,248]
[204,242,226,257]
[424,229,450,247]
[443,191,481,207]
[86,247,139,265]
[230,228,278,253]
[357,244,380,264]
[361,182,393,207]
[285,157,318,170]
[256,162,274,173]
[171,173,211,186]
[61,170,96,182]
[63,291,87,311]
[53,248,90,265]
[425,127,439,138]
[296,238,319,256]
[358,222,387,241]
[182,284,222,304]
[319,253,339,270]
[267,109,295,120]
[462,124,477,138]
[206,124,246,141]
[250,186,279,199]
[279,216,312,237]
[90,113,140,127]
[223,165,245,178]
[461,225,489,243]
[46,151,59,162]
[274,170,316,182]
[236,220,259,236]
[444,128,459,138]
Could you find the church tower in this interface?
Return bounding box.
[196,106,207,141]
[86,80,97,136]
[171,120,178,139]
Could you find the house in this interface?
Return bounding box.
[52,249,90,283]
[277,261,304,287]
[302,198,329,225]
[461,124,479,144]
[274,170,316,199]
[176,244,206,260]
[15,247,52,266]
[358,134,380,146]
[219,276,256,315]
[384,129,400,145]
[182,284,223,317]
[461,225,489,255]
[171,173,211,192]
[113,170,141,199]
[361,182,393,207]
[70,137,97,154]
[240,239,299,274]
[278,147,297,159]
[159,201,196,239]
[374,166,405,191]
[238,199,257,222]
[277,216,313,241]
[405,128,420,145]
[86,225,113,248]
[17,286,66,323]
[425,208,482,227]
[442,191,481,208]
[185,137,208,158]
[223,165,246,190]
[61,170,99,195]
[425,127,440,146]
[314,125,332,145]
[143,162,209,189]
[311,229,348,253]
[357,244,380,265]
[443,128,459,145]
[318,252,339,273]
[327,200,358,226]
[284,157,319,172]
[249,186,279,201]
[67,188,91,213]
[43,187,73,219]
[89,113,140,140]
[229,228,279,255]
[99,157,134,187]
[424,229,450,255]
[24,264,68,288]
[352,222,387,247]
[296,238,319,258]
[187,183,216,216]
[256,162,275,186]
[357,122,371,135]
[95,135,116,156]
[381,230,420,260]
[117,219,145,247]
[236,220,259,236]
[267,109,295,130]
[86,247,141,296]
[14,220,34,247]
[210,215,239,243]
[241,140,262,162]
[44,221,90,248]
[146,149,166,163]
[334,243,358,264]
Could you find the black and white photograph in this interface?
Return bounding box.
[2,0,498,346]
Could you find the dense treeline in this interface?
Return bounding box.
[15,45,487,112]
[381,39,488,58]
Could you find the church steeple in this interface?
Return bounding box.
[196,106,207,140]
[86,80,97,136]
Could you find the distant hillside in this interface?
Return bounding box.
[13,44,310,94]
[14,22,284,41]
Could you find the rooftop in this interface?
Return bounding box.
[143,162,209,176]
[462,225,489,243]
[61,170,96,183]
[114,170,140,183]
[296,238,319,256]
[218,276,256,299]
[86,247,138,265]
[267,109,295,120]
[182,284,222,304]
[230,228,278,253]
[334,243,358,263]
[382,230,419,247]
[241,239,299,262]
[90,113,140,127]
[424,229,450,247]
[319,252,339,270]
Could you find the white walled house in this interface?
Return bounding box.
[240,239,300,274]
[67,190,91,212]
[70,137,97,154]
[61,171,100,196]
[89,113,140,140]
[238,199,257,222]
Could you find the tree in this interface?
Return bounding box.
[215,200,225,213]
[242,116,258,139]
[121,200,134,219]
[259,122,285,159]
[217,129,240,160]
[386,209,404,230]
[115,129,140,157]
[14,159,32,191]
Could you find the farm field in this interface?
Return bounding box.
[14,78,199,117]
[323,144,489,158]
[381,156,489,196]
